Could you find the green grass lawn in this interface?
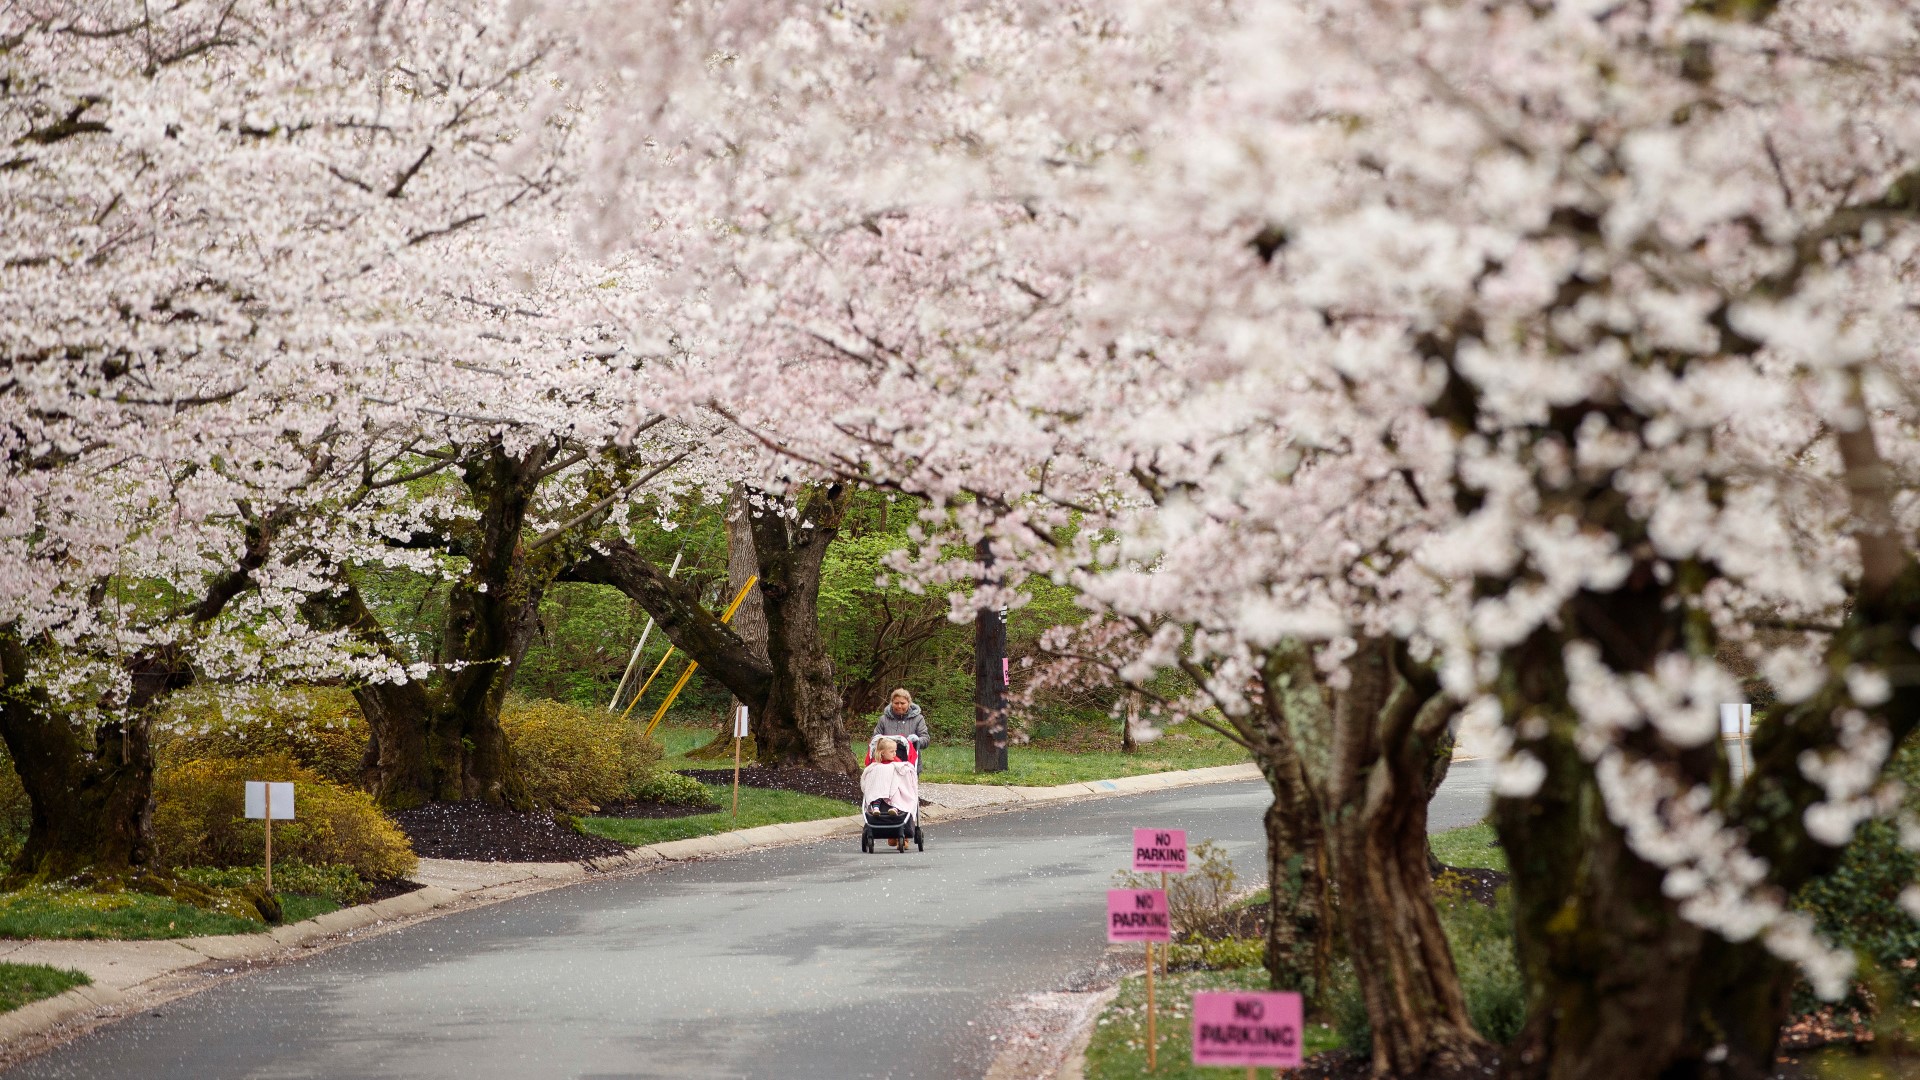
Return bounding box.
[0,885,267,939]
[918,730,1249,786]
[1429,822,1507,872]
[578,784,854,846]
[657,722,1248,787]
[0,963,89,1013]
[0,884,342,941]
[1084,965,1342,1079]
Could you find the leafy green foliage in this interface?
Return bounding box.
[1168,936,1267,970]
[152,754,417,881]
[628,771,715,807]
[156,686,370,786]
[0,963,89,1013]
[578,786,852,846]
[1794,734,1920,1008]
[177,861,373,906]
[500,696,664,811]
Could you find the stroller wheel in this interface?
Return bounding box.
[914,825,924,851]
[861,826,872,854]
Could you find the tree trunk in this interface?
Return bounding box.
[0,510,280,882]
[689,487,773,760]
[1326,640,1483,1078]
[0,635,155,881]
[1248,652,1332,995]
[974,540,1009,773]
[746,484,857,774]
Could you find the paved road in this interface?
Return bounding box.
[8,763,1490,1080]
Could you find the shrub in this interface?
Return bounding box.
[152,754,416,881]
[500,696,662,812]
[0,747,30,864]
[630,771,716,808]
[1113,838,1239,939]
[155,686,370,786]
[176,862,372,906]
[1170,936,1267,971]
[1794,732,1920,1008]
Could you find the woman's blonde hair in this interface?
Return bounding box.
[890,688,913,702]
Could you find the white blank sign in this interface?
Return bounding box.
[734,705,750,738]
[1719,703,1752,737]
[245,781,295,820]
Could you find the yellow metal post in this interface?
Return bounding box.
[642,577,758,738]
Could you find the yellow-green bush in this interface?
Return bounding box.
[152,754,415,881]
[0,747,30,862]
[500,697,663,812]
[156,687,370,786]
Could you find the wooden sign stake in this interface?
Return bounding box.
[732,704,748,820]
[1146,939,1157,1071]
[1161,870,1169,978]
[264,783,274,893]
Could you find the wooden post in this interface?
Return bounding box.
[1161,871,1169,978]
[263,783,273,894]
[973,538,1008,773]
[1145,940,1156,1071]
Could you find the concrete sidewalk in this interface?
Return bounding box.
[0,760,1261,1049]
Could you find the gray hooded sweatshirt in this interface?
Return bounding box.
[872,702,930,751]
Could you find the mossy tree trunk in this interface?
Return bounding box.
[0,508,280,883]
[743,483,858,774]
[1232,641,1482,1077]
[312,437,651,808]
[0,633,161,881]
[567,484,858,776]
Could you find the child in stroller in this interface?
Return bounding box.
[860,736,922,853]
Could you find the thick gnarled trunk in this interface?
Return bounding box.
[571,487,856,775]
[747,484,857,774]
[0,635,154,880]
[1326,640,1482,1078]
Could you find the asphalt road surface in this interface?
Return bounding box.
[8,763,1491,1080]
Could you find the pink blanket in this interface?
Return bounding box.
[860,760,919,816]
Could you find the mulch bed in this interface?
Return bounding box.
[366,879,424,903]
[680,766,861,804]
[1293,1048,1503,1079]
[592,799,716,820]
[1436,864,1509,906]
[391,802,629,862]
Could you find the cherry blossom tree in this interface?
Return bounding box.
[0,0,589,873]
[536,1,1920,1076]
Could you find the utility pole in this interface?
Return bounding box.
[974,538,1008,773]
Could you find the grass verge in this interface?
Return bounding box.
[1084,965,1342,1080]
[0,886,265,940]
[1428,822,1507,872]
[0,963,89,1014]
[578,784,854,846]
[0,883,342,940]
[918,730,1249,786]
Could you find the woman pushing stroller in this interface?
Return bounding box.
[870,688,929,768]
[860,737,920,851]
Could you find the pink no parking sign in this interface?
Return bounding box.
[1105,888,1170,942]
[1191,991,1304,1067]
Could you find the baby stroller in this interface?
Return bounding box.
[860,735,924,854]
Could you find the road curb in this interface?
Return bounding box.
[0,759,1263,1051]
